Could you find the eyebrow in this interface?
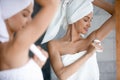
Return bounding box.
[84,16,93,20]
[85,16,90,19]
[23,9,31,13]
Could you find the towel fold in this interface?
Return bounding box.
[0,59,44,80]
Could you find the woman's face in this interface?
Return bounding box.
[74,12,93,34]
[6,3,33,33]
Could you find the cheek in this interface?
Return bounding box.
[78,23,87,34]
[16,16,25,26]
[75,20,87,33]
[77,22,84,32]
[12,17,26,32]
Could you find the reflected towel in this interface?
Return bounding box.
[51,51,99,80]
[0,59,43,80]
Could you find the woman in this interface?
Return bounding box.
[41,0,115,80]
[0,0,60,80]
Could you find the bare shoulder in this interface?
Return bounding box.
[48,40,58,46]
[47,40,61,55]
[48,40,59,45]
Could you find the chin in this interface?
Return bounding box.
[81,32,87,35]
[84,31,88,34]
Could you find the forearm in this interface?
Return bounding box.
[49,42,95,80]
[35,0,60,7]
[58,52,94,80]
[93,0,114,15]
[29,5,58,39]
[29,1,59,39]
[88,0,115,41]
[16,1,60,48]
[95,14,115,41]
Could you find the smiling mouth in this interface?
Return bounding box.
[84,28,88,32]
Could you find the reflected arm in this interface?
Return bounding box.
[48,41,95,80]
[88,0,115,41]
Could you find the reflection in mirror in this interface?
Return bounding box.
[90,0,116,80]
[50,0,116,80]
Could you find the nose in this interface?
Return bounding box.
[87,21,91,28]
[26,16,32,24]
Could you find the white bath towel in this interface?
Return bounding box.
[0,7,9,42]
[51,51,99,80]
[0,59,44,80]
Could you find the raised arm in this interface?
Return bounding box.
[93,0,114,15]
[91,0,115,41]
[14,0,60,50]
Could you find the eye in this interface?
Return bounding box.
[83,18,88,22]
[23,13,29,17]
[22,10,30,18]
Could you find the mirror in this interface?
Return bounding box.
[33,0,116,80]
[52,0,116,80]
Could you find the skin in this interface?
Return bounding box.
[0,0,60,70]
[48,0,115,80]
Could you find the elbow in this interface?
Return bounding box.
[58,74,67,80]
[110,9,115,16]
[57,69,68,80]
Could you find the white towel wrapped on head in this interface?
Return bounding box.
[41,0,94,44]
[0,8,9,42]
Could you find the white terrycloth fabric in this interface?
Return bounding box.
[41,0,94,44]
[0,59,44,80]
[66,0,94,24]
[0,0,34,20]
[41,0,69,44]
[51,51,99,80]
[0,6,9,42]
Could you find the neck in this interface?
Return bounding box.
[62,24,83,42]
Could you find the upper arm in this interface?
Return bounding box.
[88,16,115,41]
[93,0,114,15]
[95,16,115,41]
[88,0,115,41]
[14,6,58,50]
[48,41,64,77]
